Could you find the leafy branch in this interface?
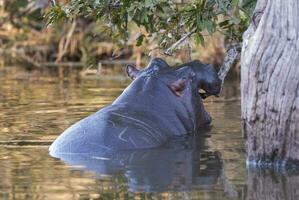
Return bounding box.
[45,0,256,50]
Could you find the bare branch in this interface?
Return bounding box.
[55,20,77,63]
[164,29,196,56]
[50,0,56,7]
[201,43,241,99]
[24,0,49,13]
[218,43,242,83]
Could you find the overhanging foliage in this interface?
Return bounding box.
[46,0,256,48]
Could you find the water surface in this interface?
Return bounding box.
[0,66,297,200]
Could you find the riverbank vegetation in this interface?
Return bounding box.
[0,0,255,77]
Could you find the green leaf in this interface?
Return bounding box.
[232,0,239,6]
[44,5,66,26]
[145,0,154,8]
[195,33,204,45]
[230,17,241,25]
[206,21,216,34]
[136,34,145,46]
[218,20,230,27]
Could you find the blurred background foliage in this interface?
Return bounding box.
[0,0,256,74]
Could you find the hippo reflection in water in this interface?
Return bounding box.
[57,136,223,192]
[49,58,221,154]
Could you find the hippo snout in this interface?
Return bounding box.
[213,78,222,95]
[203,77,222,96]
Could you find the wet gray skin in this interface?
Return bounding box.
[49,58,222,155]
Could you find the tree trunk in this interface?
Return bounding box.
[241,0,299,167]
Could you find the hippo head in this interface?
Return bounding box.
[175,60,222,97]
[126,58,221,99]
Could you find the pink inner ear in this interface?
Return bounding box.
[168,79,187,97]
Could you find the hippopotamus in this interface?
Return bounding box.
[49,58,221,155]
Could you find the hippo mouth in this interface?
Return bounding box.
[199,90,220,99]
[199,82,222,99]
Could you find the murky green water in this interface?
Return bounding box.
[0,67,297,200]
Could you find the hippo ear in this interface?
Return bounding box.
[168,67,196,97]
[168,78,187,97]
[126,64,140,80]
